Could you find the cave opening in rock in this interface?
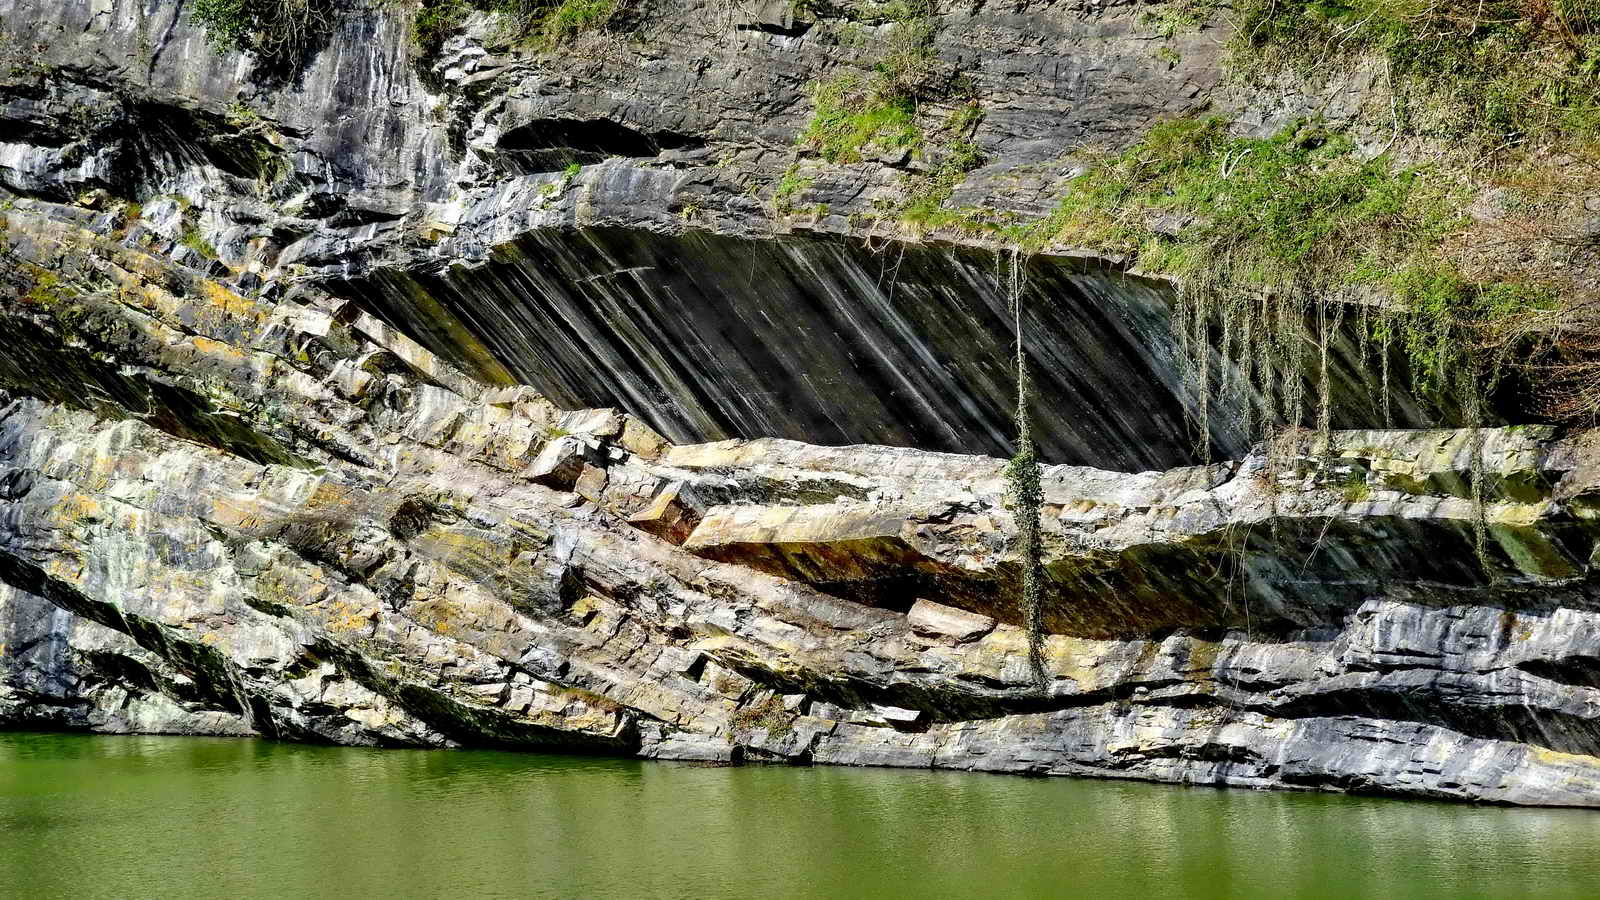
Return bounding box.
[495,118,707,170]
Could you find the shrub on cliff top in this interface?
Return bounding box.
[191,0,340,68]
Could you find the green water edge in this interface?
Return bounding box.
[2,730,1597,900]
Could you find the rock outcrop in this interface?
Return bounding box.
[0,0,1444,469]
[4,0,1600,808]
[5,192,1600,805]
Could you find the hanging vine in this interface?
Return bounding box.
[1002,248,1048,693]
[975,109,1560,673]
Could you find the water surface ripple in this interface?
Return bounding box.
[1,732,1595,899]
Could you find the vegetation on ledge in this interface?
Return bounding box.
[1232,0,1600,148]
[802,71,924,165]
[410,0,627,57]
[1028,117,1450,277]
[1215,0,1600,423]
[799,0,946,163]
[1026,115,1569,447]
[791,1,986,227]
[729,695,794,738]
[190,0,340,67]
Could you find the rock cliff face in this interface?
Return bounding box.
[4,0,1600,807]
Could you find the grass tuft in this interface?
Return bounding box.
[410,0,627,55]
[1231,0,1600,149]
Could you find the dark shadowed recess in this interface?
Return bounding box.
[493,118,707,173]
[337,227,1440,471]
[0,96,288,204]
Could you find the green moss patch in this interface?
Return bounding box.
[801,72,924,164]
[410,0,628,56]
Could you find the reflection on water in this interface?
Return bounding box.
[1,731,1595,899]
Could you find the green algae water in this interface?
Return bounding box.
[2,732,1598,900]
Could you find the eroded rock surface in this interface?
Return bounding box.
[0,0,1443,468]
[3,0,1600,807]
[4,194,1600,806]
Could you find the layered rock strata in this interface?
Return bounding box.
[5,194,1600,806]
[4,0,1599,808]
[0,0,1442,471]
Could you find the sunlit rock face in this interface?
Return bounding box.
[1,0,1598,808]
[5,197,1600,806]
[0,583,255,738]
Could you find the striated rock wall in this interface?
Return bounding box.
[2,0,1599,807]
[0,0,1445,468]
[4,193,1600,805]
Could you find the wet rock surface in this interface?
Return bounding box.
[342,227,1438,468]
